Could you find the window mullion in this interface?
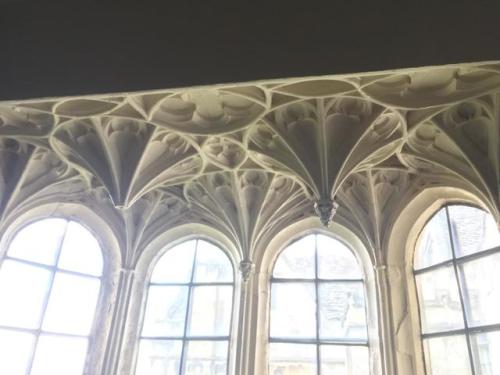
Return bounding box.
[414,259,454,275]
[455,245,500,264]
[178,240,198,375]
[226,273,236,375]
[3,256,56,271]
[314,234,321,375]
[25,219,69,375]
[268,233,368,375]
[445,206,476,375]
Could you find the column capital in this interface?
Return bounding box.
[119,267,135,277]
[374,264,387,273]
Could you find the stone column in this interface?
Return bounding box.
[234,259,258,375]
[100,268,135,375]
[374,264,397,375]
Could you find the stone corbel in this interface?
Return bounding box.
[239,259,255,283]
[314,198,339,227]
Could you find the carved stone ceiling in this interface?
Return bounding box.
[1,62,500,266]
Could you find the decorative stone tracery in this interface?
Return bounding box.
[1,62,500,270]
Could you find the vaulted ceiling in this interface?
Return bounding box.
[1,62,499,266]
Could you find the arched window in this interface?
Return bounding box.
[269,233,369,375]
[0,218,104,375]
[414,205,500,375]
[136,239,234,375]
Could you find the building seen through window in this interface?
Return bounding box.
[3,204,498,374]
[414,205,500,375]
[269,233,370,375]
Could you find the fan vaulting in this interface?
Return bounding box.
[1,62,500,268]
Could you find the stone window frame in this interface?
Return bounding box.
[386,187,499,375]
[136,238,236,375]
[412,203,500,374]
[0,203,121,375]
[253,218,383,375]
[123,224,243,375]
[0,205,415,375]
[268,232,369,373]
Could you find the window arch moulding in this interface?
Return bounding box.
[386,187,499,375]
[119,224,243,375]
[0,204,121,375]
[253,218,383,375]
[135,238,236,375]
[413,204,500,375]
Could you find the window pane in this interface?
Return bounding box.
[321,345,369,375]
[0,329,35,375]
[423,335,472,375]
[317,235,362,279]
[151,241,196,283]
[470,331,500,375]
[319,282,367,341]
[183,340,228,375]
[273,235,316,279]
[193,240,233,282]
[415,266,464,333]
[269,343,317,375]
[448,205,500,257]
[0,260,51,329]
[135,339,182,375]
[270,282,316,339]
[414,208,453,269]
[188,285,232,337]
[57,221,103,276]
[461,253,500,327]
[142,286,189,337]
[7,218,67,266]
[30,335,88,375]
[42,272,101,335]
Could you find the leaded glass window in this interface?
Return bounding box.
[0,218,104,375]
[269,233,370,375]
[136,239,234,375]
[414,205,500,375]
